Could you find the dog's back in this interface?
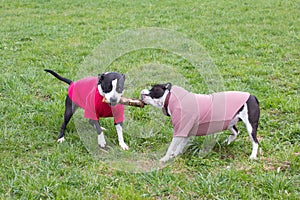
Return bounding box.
[169,86,250,137]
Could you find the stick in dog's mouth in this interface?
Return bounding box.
[103,96,145,108]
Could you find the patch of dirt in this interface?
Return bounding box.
[35,91,51,101]
[260,157,291,172]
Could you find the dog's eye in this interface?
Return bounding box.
[102,84,112,93]
[150,88,164,99]
[116,85,124,93]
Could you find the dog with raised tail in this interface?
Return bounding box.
[44,69,129,150]
[141,83,260,162]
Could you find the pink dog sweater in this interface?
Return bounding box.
[68,77,124,123]
[167,86,250,137]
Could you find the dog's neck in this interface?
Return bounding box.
[162,91,171,116]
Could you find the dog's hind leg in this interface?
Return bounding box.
[89,119,106,148]
[226,114,239,144]
[246,95,260,160]
[227,125,239,145]
[239,96,260,159]
[58,96,77,143]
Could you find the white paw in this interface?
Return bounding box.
[223,139,229,145]
[160,156,170,163]
[98,141,106,148]
[98,134,106,148]
[57,137,65,143]
[227,136,236,145]
[120,142,129,150]
[249,155,257,160]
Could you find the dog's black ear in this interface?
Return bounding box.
[164,83,172,90]
[120,74,125,82]
[98,73,105,83]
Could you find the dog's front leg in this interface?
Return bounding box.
[160,137,189,162]
[89,119,106,148]
[174,137,189,156]
[115,123,129,150]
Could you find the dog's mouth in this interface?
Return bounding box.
[102,97,118,106]
[140,94,149,104]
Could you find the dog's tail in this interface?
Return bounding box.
[44,69,72,85]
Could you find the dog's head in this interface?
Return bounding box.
[141,83,172,108]
[98,72,125,106]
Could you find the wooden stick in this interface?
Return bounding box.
[103,96,145,108]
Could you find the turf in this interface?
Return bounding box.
[0,0,299,199]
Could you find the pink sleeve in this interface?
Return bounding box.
[83,93,99,120]
[111,104,125,124]
[172,110,195,137]
[84,110,98,120]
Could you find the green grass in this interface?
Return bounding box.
[1,0,299,199]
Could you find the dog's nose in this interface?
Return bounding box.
[141,89,149,95]
[110,97,118,105]
[141,89,150,99]
[141,94,147,100]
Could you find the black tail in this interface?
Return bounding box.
[44,69,72,85]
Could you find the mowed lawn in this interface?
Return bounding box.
[0,0,299,199]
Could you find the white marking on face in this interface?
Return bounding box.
[141,89,156,106]
[141,89,150,97]
[141,89,168,109]
[152,94,166,108]
[98,85,104,96]
[99,79,123,105]
[141,89,151,103]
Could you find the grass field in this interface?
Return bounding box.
[1,0,299,199]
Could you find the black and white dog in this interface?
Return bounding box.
[141,83,260,162]
[45,69,128,150]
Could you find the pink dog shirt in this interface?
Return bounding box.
[168,86,250,137]
[68,77,124,123]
